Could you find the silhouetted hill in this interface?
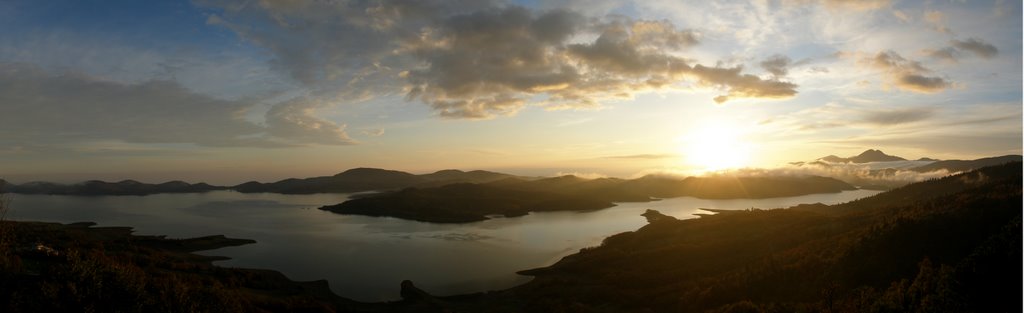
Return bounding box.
[4,180,224,196]
[232,168,423,194]
[319,183,615,223]
[494,162,1021,312]
[910,154,1021,173]
[819,149,907,163]
[418,169,518,184]
[232,167,524,194]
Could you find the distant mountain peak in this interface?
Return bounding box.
[335,167,413,177]
[819,149,906,163]
[433,169,466,174]
[856,149,887,157]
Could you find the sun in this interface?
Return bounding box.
[681,121,752,171]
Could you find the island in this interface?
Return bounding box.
[319,183,616,223]
[318,174,857,223]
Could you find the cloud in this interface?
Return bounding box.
[760,55,792,77]
[361,128,386,137]
[760,102,938,133]
[860,108,935,125]
[925,38,999,63]
[924,10,951,34]
[951,38,998,59]
[264,98,356,145]
[0,63,352,147]
[858,51,952,93]
[726,162,953,189]
[553,171,609,179]
[200,1,798,119]
[924,47,959,63]
[892,9,911,22]
[689,65,798,103]
[601,154,678,160]
[784,0,891,11]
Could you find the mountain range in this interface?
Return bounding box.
[0,179,225,196]
[2,150,1019,197]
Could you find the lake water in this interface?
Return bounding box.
[5,189,881,301]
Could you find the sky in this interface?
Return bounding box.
[0,0,1020,184]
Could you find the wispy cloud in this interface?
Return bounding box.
[601,154,679,160]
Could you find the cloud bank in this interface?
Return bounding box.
[723,161,953,189]
[0,63,353,147]
[199,0,799,119]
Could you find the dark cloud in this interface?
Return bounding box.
[861,108,935,125]
[897,74,951,93]
[689,65,798,103]
[860,51,951,93]
[925,47,959,63]
[925,38,998,63]
[0,63,353,147]
[951,38,998,59]
[759,55,792,77]
[201,1,798,119]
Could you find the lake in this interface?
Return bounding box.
[5,189,881,301]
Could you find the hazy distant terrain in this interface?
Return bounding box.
[4,151,1017,197]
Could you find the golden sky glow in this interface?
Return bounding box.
[0,0,1020,184]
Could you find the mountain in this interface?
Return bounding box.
[3,180,224,196]
[819,149,907,163]
[232,168,522,194]
[910,155,1022,173]
[417,169,517,184]
[232,168,423,194]
[320,174,856,223]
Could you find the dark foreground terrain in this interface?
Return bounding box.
[1,162,1020,312]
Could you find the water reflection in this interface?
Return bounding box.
[7,189,880,301]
